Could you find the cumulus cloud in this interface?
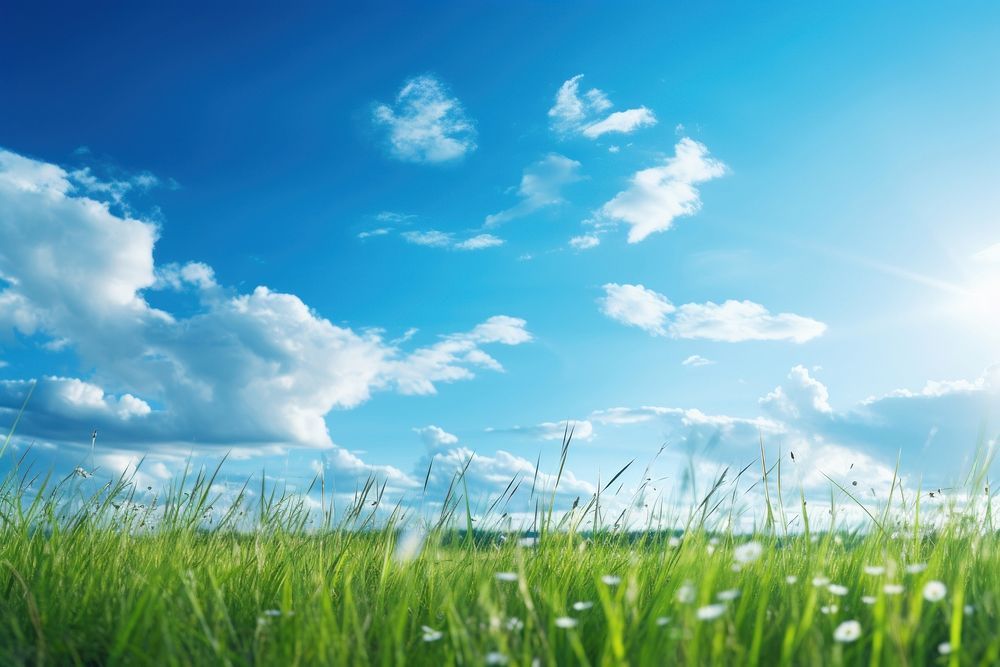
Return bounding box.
[373,75,477,163]
[599,138,727,243]
[419,446,595,503]
[671,300,827,343]
[548,75,657,139]
[0,147,530,450]
[599,283,675,336]
[760,365,833,419]
[600,283,825,343]
[485,154,582,227]
[414,424,459,450]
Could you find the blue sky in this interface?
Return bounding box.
[1,2,999,522]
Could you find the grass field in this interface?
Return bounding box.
[0,434,995,666]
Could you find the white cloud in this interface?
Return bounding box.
[454,234,504,250]
[419,445,595,501]
[0,148,530,450]
[682,354,714,367]
[760,365,833,419]
[671,300,827,343]
[357,228,391,239]
[582,108,657,138]
[548,75,657,139]
[600,283,675,335]
[402,230,453,248]
[414,424,459,450]
[600,284,826,343]
[600,138,727,243]
[485,154,581,227]
[569,234,600,250]
[373,75,477,163]
[398,230,503,251]
[487,419,595,442]
[973,243,1000,263]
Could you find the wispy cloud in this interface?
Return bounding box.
[401,230,504,251]
[681,354,715,367]
[373,75,477,163]
[599,138,727,243]
[569,234,600,250]
[485,154,582,227]
[548,75,656,139]
[600,283,826,343]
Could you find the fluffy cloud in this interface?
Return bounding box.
[600,138,727,243]
[419,445,595,503]
[681,354,714,367]
[582,108,657,139]
[414,424,459,450]
[671,300,827,343]
[760,365,832,419]
[0,148,530,450]
[600,283,826,343]
[599,283,675,335]
[373,75,477,163]
[485,154,582,227]
[548,75,657,139]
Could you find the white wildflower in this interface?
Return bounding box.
[905,563,927,574]
[785,575,798,584]
[864,565,885,576]
[572,601,593,611]
[833,620,862,643]
[821,604,839,615]
[486,652,509,665]
[394,527,426,563]
[555,617,578,629]
[676,582,695,603]
[812,576,830,587]
[883,584,904,595]
[828,584,848,596]
[656,616,671,626]
[601,575,621,586]
[717,589,740,601]
[495,572,519,583]
[422,626,443,642]
[938,642,952,655]
[922,580,947,602]
[506,617,524,631]
[861,595,876,605]
[734,541,763,564]
[696,604,726,620]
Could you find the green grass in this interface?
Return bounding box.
[0,440,997,666]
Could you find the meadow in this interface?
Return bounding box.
[0,428,995,666]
